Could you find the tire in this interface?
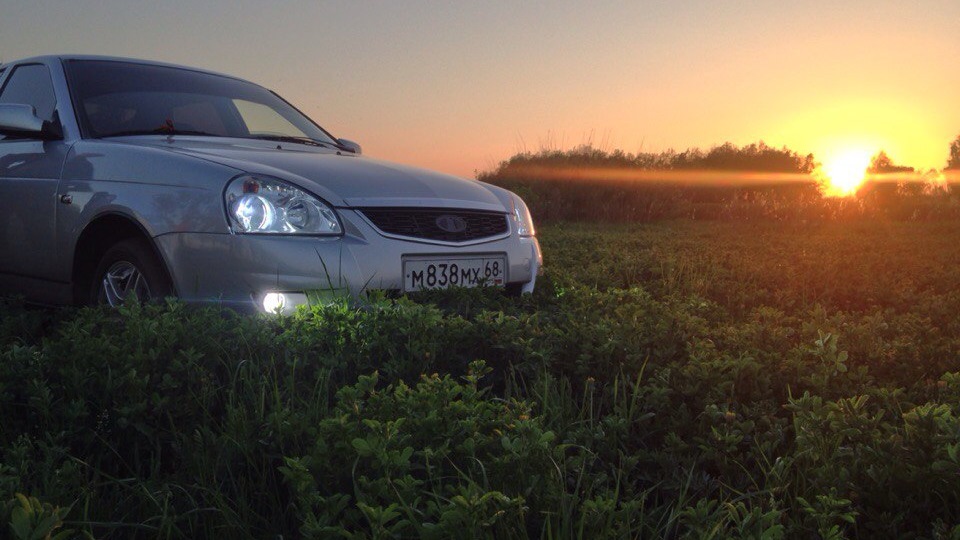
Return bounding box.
[90,238,174,306]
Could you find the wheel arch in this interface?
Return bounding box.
[71,211,178,305]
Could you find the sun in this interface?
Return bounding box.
[820,149,873,197]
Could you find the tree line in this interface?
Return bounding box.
[482,136,960,177]
[949,135,960,170]
[483,141,817,177]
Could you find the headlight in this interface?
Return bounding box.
[510,195,536,237]
[224,175,342,235]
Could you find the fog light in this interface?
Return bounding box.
[261,292,309,314]
[262,292,286,312]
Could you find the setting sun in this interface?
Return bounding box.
[820,149,873,197]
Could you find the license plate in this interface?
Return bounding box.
[403,256,506,292]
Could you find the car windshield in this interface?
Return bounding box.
[64,60,339,146]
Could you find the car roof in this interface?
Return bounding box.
[1,55,248,84]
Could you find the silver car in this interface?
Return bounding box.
[0,56,541,313]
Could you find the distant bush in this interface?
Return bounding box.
[480,145,959,223]
[868,150,914,173]
[948,135,960,170]
[482,141,815,175]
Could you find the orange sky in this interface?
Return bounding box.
[1,1,957,178]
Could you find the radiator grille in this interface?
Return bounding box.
[359,208,509,242]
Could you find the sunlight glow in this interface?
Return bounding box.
[820,149,873,197]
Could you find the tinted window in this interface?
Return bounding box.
[64,60,338,145]
[0,64,57,122]
[234,99,306,136]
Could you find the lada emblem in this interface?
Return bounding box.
[435,215,467,233]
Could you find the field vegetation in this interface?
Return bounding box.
[6,145,960,538]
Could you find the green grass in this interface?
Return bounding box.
[4,220,960,539]
[542,220,960,314]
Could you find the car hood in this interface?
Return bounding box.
[112,137,507,212]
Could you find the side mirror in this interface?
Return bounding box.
[0,104,62,140]
[338,138,362,155]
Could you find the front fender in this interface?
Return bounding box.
[55,141,240,281]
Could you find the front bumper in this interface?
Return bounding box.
[154,209,542,312]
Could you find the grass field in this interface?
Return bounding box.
[4,218,960,538]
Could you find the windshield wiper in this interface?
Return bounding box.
[249,135,328,148]
[100,128,226,138]
[98,129,333,149]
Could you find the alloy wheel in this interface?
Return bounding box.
[98,260,152,306]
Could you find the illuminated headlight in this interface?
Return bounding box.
[225,175,341,235]
[510,195,536,237]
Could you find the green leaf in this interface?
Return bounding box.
[931,460,954,473]
[10,506,31,540]
[352,438,372,456]
[50,529,76,540]
[13,494,30,512]
[30,513,61,540]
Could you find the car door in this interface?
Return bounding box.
[0,63,71,281]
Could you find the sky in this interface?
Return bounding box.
[0,0,957,178]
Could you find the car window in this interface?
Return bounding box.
[65,60,338,145]
[171,100,228,134]
[233,99,310,138]
[0,64,57,122]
